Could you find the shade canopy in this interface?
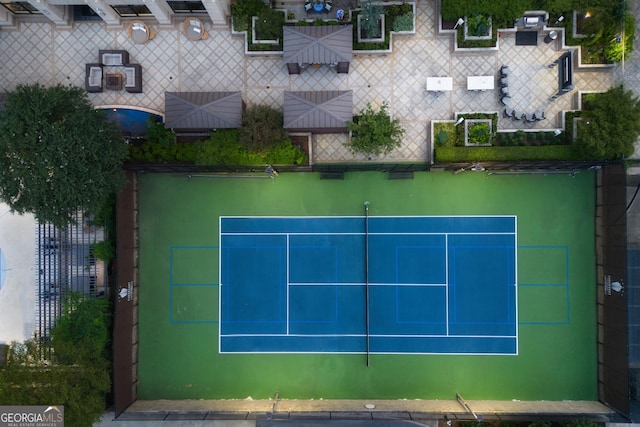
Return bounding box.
[284,90,353,133]
[283,25,353,66]
[164,91,243,130]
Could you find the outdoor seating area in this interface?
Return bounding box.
[305,0,332,13]
[85,50,143,93]
[499,65,545,122]
[6,0,610,162]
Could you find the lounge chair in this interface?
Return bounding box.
[500,65,509,77]
[503,107,514,118]
[85,63,103,93]
[124,64,142,93]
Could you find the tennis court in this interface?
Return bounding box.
[220,215,517,355]
[138,171,596,401]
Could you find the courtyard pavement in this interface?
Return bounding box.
[0,0,618,164]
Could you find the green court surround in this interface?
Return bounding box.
[137,171,596,401]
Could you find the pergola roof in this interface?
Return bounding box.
[283,90,353,132]
[164,91,243,130]
[283,25,353,65]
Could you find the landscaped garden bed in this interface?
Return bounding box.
[353,1,415,51]
[232,0,414,52]
[431,110,578,163]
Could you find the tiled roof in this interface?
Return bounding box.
[284,90,352,132]
[164,91,243,130]
[283,25,353,65]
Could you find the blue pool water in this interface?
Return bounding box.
[100,108,163,137]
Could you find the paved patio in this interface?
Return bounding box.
[0,1,619,165]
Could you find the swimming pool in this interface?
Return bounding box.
[98,107,163,138]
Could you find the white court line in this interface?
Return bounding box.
[221,231,516,236]
[514,216,519,354]
[220,216,519,352]
[445,234,449,336]
[220,215,517,219]
[220,333,517,339]
[290,283,448,287]
[286,233,290,336]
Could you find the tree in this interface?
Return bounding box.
[576,86,640,160]
[346,102,405,157]
[238,105,288,152]
[0,294,111,427]
[0,84,128,227]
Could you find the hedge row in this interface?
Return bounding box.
[435,145,579,162]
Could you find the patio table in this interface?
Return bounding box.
[129,21,150,44]
[183,18,206,41]
[313,1,324,13]
[426,77,453,91]
[467,75,494,91]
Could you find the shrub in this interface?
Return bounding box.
[435,130,449,146]
[90,239,115,262]
[392,12,414,32]
[467,13,491,37]
[435,145,579,162]
[231,0,268,32]
[346,102,405,156]
[360,0,384,38]
[604,13,635,63]
[145,117,175,145]
[467,122,491,145]
[51,293,111,366]
[239,105,288,151]
[255,8,285,40]
[197,129,307,166]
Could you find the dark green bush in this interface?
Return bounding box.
[255,8,285,40]
[239,105,288,151]
[197,129,307,166]
[51,293,111,366]
[435,145,579,162]
[231,0,268,32]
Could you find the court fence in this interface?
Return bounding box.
[35,210,108,359]
[113,171,138,415]
[113,161,630,417]
[595,163,629,417]
[124,160,615,176]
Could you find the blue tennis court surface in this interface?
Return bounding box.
[219,216,517,355]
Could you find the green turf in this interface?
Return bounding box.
[136,171,596,401]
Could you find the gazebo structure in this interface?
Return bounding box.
[283,25,353,74]
[164,91,244,132]
[283,90,353,133]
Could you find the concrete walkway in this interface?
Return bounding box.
[95,399,614,426]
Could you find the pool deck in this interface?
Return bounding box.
[0,0,625,163]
